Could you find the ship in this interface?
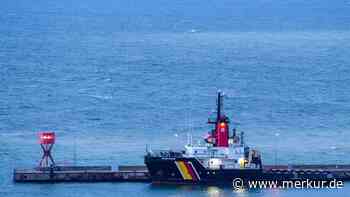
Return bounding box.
[145,91,265,185]
[144,92,347,185]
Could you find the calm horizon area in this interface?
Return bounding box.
[1,0,350,196]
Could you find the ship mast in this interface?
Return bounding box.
[208,92,223,123]
[208,91,229,147]
[216,91,222,125]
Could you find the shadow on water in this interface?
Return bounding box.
[148,184,263,197]
[148,183,350,197]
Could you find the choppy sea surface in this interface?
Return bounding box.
[1,0,350,196]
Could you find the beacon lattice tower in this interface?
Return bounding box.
[38,132,56,168]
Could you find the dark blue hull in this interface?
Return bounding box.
[145,155,343,185]
[145,156,263,185]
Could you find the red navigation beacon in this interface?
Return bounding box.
[38,132,56,168]
[39,132,55,144]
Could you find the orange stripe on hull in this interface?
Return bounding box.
[184,162,197,181]
[176,161,193,180]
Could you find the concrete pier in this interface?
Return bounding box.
[263,164,350,180]
[14,165,150,183]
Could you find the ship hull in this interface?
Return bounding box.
[145,155,267,185]
[145,156,341,185]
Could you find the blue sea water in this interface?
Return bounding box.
[1,0,350,196]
